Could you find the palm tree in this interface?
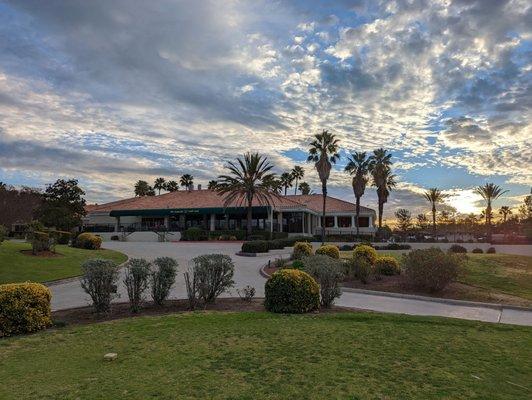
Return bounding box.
[165,180,179,192]
[134,180,154,197]
[423,188,449,233]
[298,182,311,195]
[208,180,218,190]
[154,177,166,195]
[291,166,305,195]
[499,206,512,223]
[216,153,278,238]
[180,174,194,190]
[344,151,370,237]
[368,148,395,229]
[280,172,293,196]
[474,183,508,242]
[263,176,283,194]
[307,130,340,244]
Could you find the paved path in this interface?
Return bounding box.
[49,242,532,326]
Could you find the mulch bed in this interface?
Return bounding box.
[20,250,63,258]
[52,298,351,327]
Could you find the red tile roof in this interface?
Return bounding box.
[85,190,374,214]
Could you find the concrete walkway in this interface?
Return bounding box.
[49,242,532,326]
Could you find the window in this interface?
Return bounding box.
[325,216,335,227]
[337,216,352,228]
[357,217,370,227]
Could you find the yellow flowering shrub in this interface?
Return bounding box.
[374,256,401,276]
[292,241,313,260]
[0,283,52,337]
[75,232,102,250]
[315,244,340,259]
[353,245,377,265]
[265,269,319,313]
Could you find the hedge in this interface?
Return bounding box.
[240,236,312,254]
[0,283,52,337]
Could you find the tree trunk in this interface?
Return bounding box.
[321,182,327,245]
[355,196,360,237]
[432,204,436,233]
[487,200,492,243]
[246,198,253,239]
[378,198,383,228]
[284,186,287,196]
[294,178,298,195]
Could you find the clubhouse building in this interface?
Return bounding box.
[83,187,377,241]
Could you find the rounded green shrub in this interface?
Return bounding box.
[293,241,313,260]
[487,247,496,254]
[75,232,102,250]
[241,240,269,253]
[181,227,206,241]
[291,260,304,269]
[449,244,467,253]
[471,248,483,254]
[315,244,340,259]
[374,256,400,276]
[264,269,320,313]
[353,245,377,265]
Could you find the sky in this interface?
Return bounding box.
[0,0,530,223]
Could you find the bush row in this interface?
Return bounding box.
[241,236,311,253]
[180,228,289,241]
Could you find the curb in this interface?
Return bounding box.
[340,287,532,312]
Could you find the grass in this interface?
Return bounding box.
[0,312,530,399]
[0,240,127,284]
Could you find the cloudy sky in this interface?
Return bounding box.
[0,0,530,222]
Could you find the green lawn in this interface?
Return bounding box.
[0,240,127,284]
[0,312,530,399]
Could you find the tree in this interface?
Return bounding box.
[153,177,166,195]
[36,179,86,231]
[417,213,429,230]
[291,166,304,195]
[263,176,283,194]
[345,151,370,237]
[208,180,218,190]
[216,153,278,239]
[499,206,512,223]
[298,182,311,195]
[134,180,155,197]
[423,188,449,233]
[0,184,42,228]
[180,174,194,190]
[165,180,179,192]
[368,149,395,229]
[474,183,507,242]
[518,192,532,221]
[307,130,340,244]
[395,208,412,233]
[280,172,293,196]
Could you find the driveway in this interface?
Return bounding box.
[49,242,532,326]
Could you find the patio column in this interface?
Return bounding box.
[114,216,120,232]
[277,212,283,233]
[333,216,338,228]
[164,216,170,230]
[269,207,274,233]
[210,214,216,231]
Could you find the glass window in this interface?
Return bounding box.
[325,216,335,227]
[358,217,370,227]
[338,216,352,228]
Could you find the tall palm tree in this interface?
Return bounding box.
[368,148,395,229]
[280,172,293,196]
[298,182,311,195]
[423,188,449,233]
[165,180,179,192]
[208,180,218,190]
[344,151,370,237]
[307,130,340,244]
[180,174,194,190]
[134,180,154,197]
[474,183,508,242]
[291,166,305,195]
[216,153,278,238]
[263,176,283,194]
[154,177,166,195]
[499,206,512,222]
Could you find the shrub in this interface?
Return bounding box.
[346,256,372,284]
[302,255,344,308]
[353,245,377,265]
[0,224,6,244]
[339,244,353,251]
[402,248,464,292]
[181,227,207,241]
[374,256,401,276]
[150,257,178,305]
[315,244,340,259]
[273,257,287,269]
[268,239,285,250]
[237,285,256,302]
[50,230,71,245]
[293,241,313,260]
[191,254,235,303]
[111,235,120,241]
[264,269,320,313]
[449,244,467,253]
[123,258,151,312]
[184,267,199,310]
[75,232,102,250]
[291,260,304,269]
[472,248,483,254]
[80,259,120,312]
[0,283,52,337]
[487,247,496,254]
[374,243,411,251]
[241,240,269,253]
[30,231,51,253]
